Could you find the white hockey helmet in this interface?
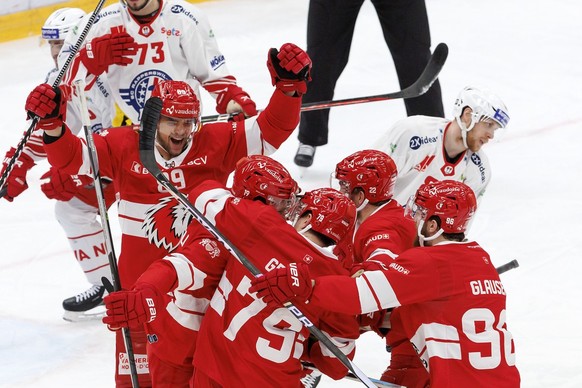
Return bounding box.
[452,86,510,148]
[41,8,86,40]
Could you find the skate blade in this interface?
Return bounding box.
[62,304,106,323]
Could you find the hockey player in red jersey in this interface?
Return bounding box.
[252,180,521,388]
[24,44,311,388]
[183,155,360,387]
[333,149,428,388]
[101,155,299,387]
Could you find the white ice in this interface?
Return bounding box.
[1,0,581,387]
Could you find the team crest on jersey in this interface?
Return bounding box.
[139,25,154,37]
[119,70,172,120]
[142,196,193,251]
[440,164,455,176]
[199,238,221,259]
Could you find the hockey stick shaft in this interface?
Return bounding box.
[138,97,379,388]
[0,0,106,192]
[75,81,140,388]
[199,42,448,124]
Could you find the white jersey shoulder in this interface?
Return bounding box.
[373,115,491,204]
[60,0,229,122]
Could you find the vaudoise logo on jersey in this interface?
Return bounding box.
[119,70,172,120]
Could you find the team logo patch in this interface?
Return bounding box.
[142,196,193,251]
[119,70,172,120]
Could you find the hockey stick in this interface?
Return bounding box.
[0,0,107,194]
[138,98,386,388]
[199,42,448,124]
[496,259,519,275]
[75,80,140,388]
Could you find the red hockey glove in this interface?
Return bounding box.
[250,262,313,305]
[215,84,258,117]
[40,168,91,201]
[358,309,391,337]
[1,148,35,202]
[267,43,312,96]
[79,30,137,76]
[102,283,161,329]
[25,83,70,131]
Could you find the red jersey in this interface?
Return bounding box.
[310,241,521,388]
[189,180,360,387]
[44,89,299,287]
[136,226,230,367]
[353,200,416,264]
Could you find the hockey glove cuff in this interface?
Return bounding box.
[215,84,258,117]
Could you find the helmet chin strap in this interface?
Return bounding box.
[417,219,444,247]
[355,198,369,212]
[456,116,476,150]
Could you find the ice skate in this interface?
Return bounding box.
[62,285,106,322]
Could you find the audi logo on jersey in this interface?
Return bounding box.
[142,196,193,251]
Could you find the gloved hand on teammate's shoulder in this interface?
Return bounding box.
[79,27,137,76]
[1,148,35,202]
[250,262,313,305]
[25,83,70,131]
[40,167,91,201]
[215,84,258,117]
[102,283,162,330]
[267,43,312,97]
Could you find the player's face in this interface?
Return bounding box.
[124,0,155,13]
[48,40,64,67]
[467,119,499,152]
[156,115,196,159]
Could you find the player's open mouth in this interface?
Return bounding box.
[170,137,184,145]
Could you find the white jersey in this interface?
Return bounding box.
[45,67,115,135]
[61,0,234,122]
[373,115,491,204]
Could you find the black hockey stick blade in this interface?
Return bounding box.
[496,259,519,275]
[299,42,449,112]
[139,97,164,177]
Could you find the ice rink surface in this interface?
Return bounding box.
[1,0,581,386]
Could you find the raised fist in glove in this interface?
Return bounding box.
[250,262,313,305]
[25,83,70,131]
[267,43,312,96]
[80,28,137,76]
[40,168,90,201]
[102,283,161,329]
[215,84,258,117]
[1,148,35,202]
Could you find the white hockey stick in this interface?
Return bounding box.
[75,80,140,388]
[138,97,392,388]
[0,0,107,194]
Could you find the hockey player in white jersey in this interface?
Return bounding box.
[373,86,510,204]
[60,0,258,123]
[1,8,117,321]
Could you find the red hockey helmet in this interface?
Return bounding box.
[334,150,398,203]
[152,80,200,119]
[292,188,356,244]
[232,155,299,205]
[406,180,477,234]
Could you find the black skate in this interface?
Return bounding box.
[62,285,106,322]
[294,143,316,167]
